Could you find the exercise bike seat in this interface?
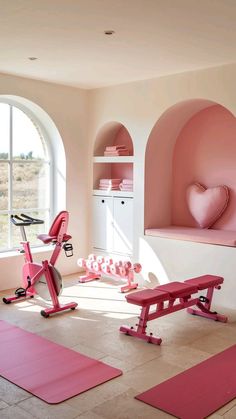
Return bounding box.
[37,233,72,244]
[37,211,72,244]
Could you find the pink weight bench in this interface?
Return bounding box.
[120,275,228,345]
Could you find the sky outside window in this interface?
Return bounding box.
[0,104,46,159]
[0,103,10,158]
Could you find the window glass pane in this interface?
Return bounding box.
[0,214,9,250]
[0,102,51,253]
[12,162,50,209]
[0,103,10,159]
[12,107,47,160]
[12,210,48,248]
[0,162,8,210]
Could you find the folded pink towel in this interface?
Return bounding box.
[106,145,127,151]
[104,150,129,156]
[122,179,133,185]
[99,179,121,184]
[99,183,121,186]
[119,185,133,191]
[99,182,120,186]
[99,186,120,190]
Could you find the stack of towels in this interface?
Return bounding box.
[104,145,129,156]
[99,179,121,191]
[119,179,133,191]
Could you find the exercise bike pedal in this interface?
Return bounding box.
[15,287,27,298]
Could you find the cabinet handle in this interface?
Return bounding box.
[101,199,105,203]
[121,201,125,205]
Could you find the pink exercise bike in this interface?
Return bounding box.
[3,211,78,317]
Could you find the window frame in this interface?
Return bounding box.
[0,101,54,252]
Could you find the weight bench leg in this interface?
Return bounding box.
[187,286,227,323]
[120,305,162,345]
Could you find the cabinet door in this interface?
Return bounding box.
[92,195,113,251]
[113,197,133,254]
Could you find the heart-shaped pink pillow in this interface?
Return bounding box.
[186,183,229,228]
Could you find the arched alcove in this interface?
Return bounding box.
[0,95,66,214]
[93,121,134,189]
[145,99,236,246]
[93,121,133,155]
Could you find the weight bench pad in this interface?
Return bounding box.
[184,275,223,290]
[155,281,198,297]
[125,289,170,306]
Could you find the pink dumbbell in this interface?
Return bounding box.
[86,260,93,270]
[123,261,132,269]
[110,264,119,275]
[92,261,101,272]
[97,255,104,264]
[133,263,142,273]
[119,266,128,277]
[104,256,113,265]
[77,258,86,268]
[115,261,123,268]
[101,263,110,274]
[88,254,96,261]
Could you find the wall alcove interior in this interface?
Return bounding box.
[93,121,134,190]
[92,122,134,255]
[144,99,236,246]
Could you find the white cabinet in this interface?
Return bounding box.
[92,195,113,251]
[113,197,133,254]
[92,194,133,255]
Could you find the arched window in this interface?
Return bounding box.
[0,102,51,251]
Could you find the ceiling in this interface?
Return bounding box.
[0,0,235,89]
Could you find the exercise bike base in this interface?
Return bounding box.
[40,302,78,318]
[2,297,12,304]
[3,293,34,304]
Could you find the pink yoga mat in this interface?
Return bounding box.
[0,320,122,404]
[136,345,236,419]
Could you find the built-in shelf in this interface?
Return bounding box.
[93,189,133,198]
[92,123,134,256]
[93,156,134,163]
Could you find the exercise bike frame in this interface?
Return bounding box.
[3,212,78,317]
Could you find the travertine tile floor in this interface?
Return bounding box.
[0,274,235,419]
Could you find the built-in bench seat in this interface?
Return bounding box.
[145,226,236,247]
[120,275,227,345]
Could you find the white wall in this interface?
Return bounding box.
[0,73,89,290]
[88,63,236,310]
[1,64,236,310]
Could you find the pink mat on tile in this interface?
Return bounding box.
[0,320,122,404]
[136,345,236,419]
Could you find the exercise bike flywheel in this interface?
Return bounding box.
[34,265,63,301]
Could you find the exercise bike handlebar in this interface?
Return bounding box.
[11,214,44,227]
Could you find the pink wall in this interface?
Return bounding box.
[114,125,134,155]
[112,126,133,179]
[145,99,214,229]
[111,163,133,180]
[172,105,236,230]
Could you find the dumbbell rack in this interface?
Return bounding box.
[77,254,141,292]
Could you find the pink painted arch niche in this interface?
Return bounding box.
[144,100,236,246]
